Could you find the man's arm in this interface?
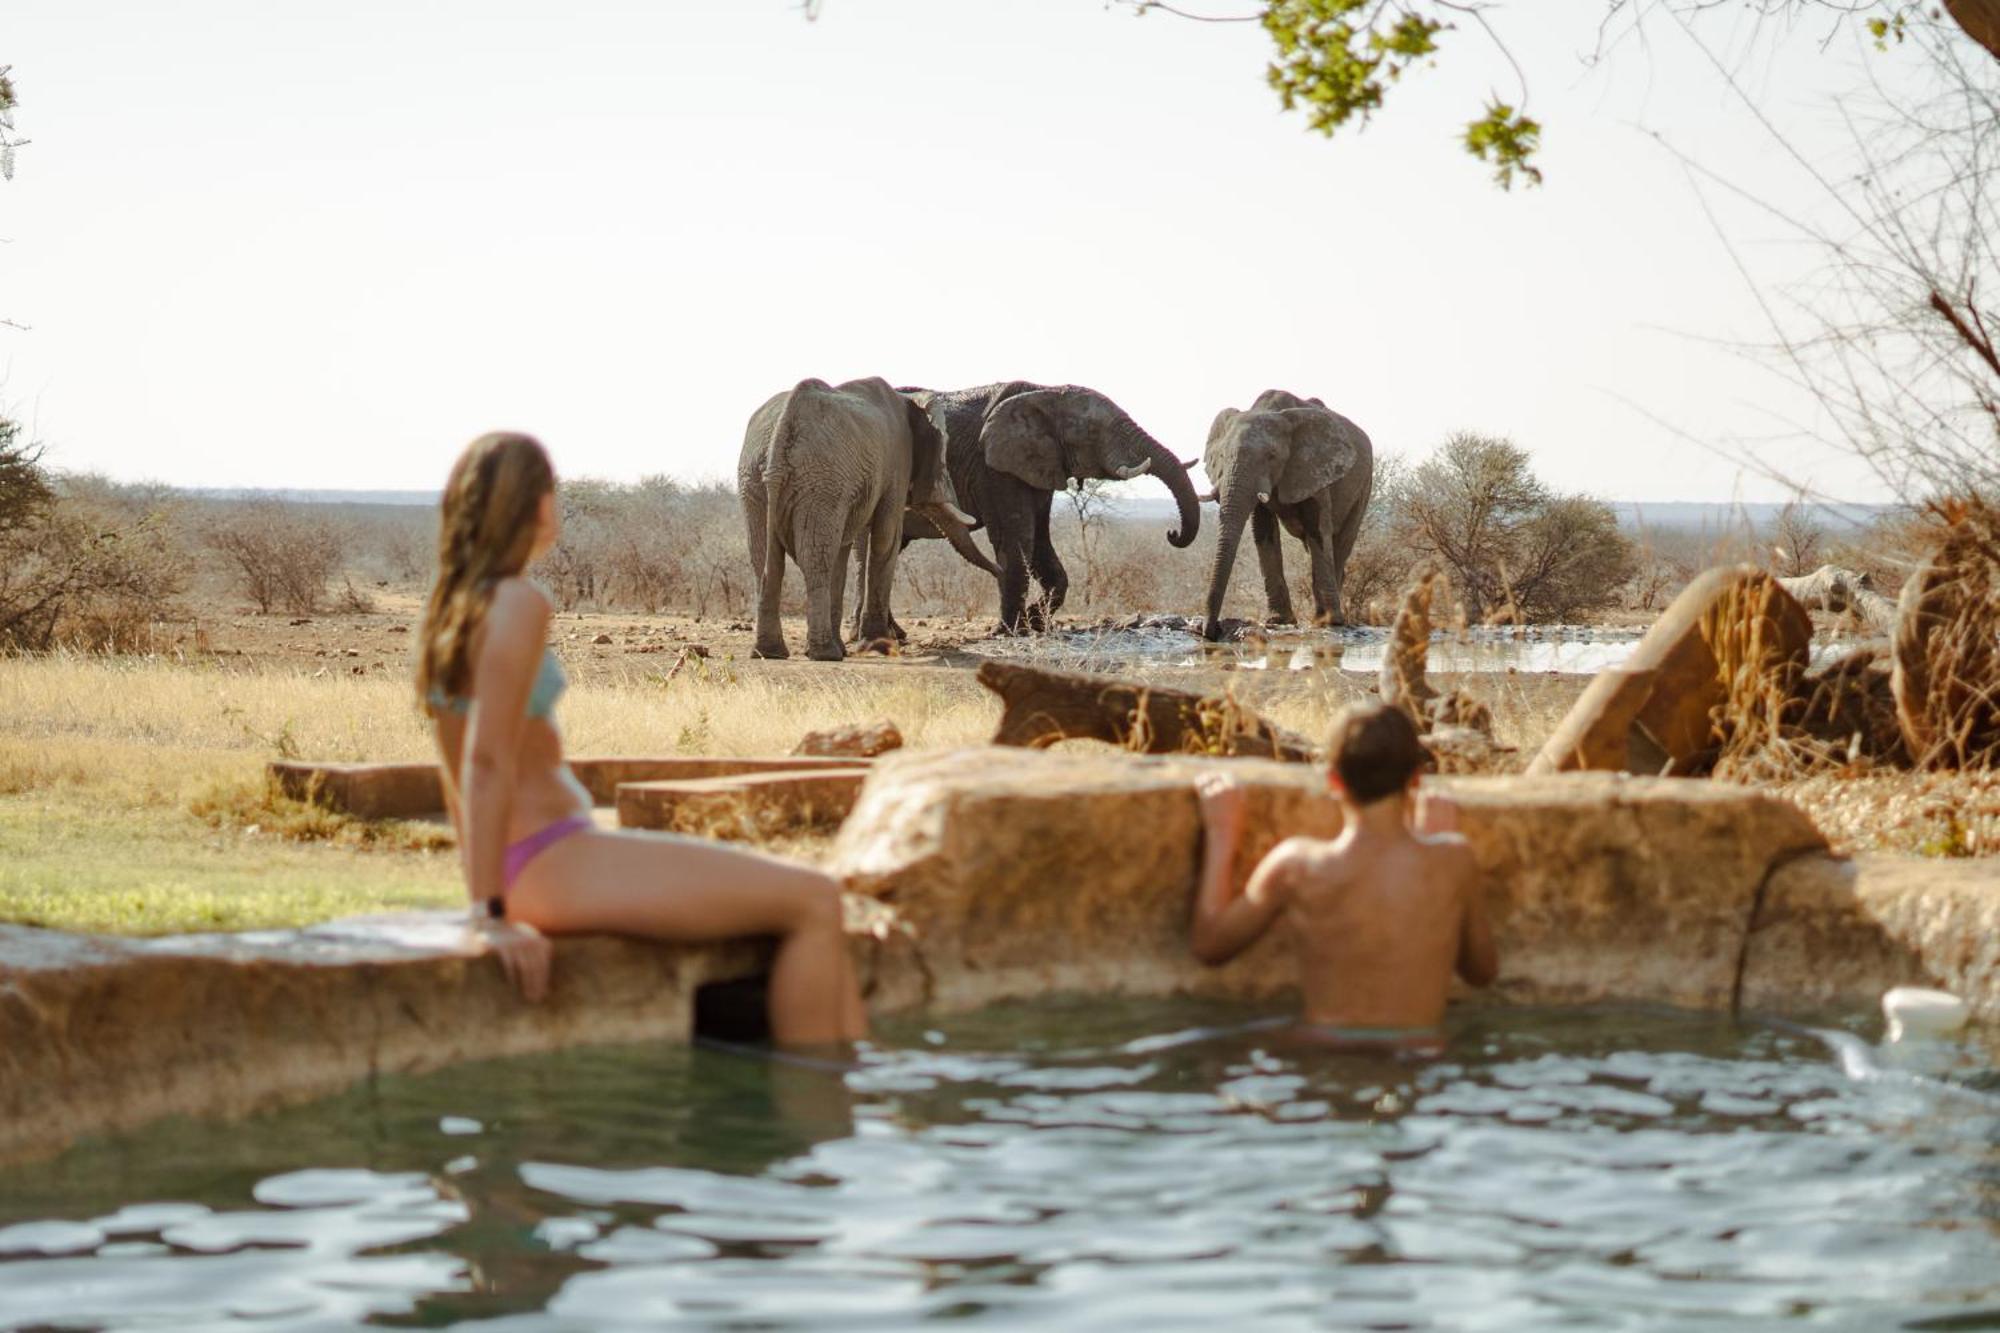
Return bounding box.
[1189,775,1293,966]
[1452,844,1499,987]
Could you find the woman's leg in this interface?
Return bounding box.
[506,829,868,1046]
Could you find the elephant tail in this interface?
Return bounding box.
[760,381,822,595]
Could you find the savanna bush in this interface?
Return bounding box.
[207,498,345,615]
[1389,433,1635,624]
[0,423,191,651]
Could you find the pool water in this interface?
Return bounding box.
[1,1000,1995,1330]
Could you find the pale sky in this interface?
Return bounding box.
[0,0,1951,501]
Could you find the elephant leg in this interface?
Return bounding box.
[832,540,854,643]
[749,486,789,660]
[800,530,847,662]
[856,504,901,648]
[1253,505,1296,626]
[987,484,1038,634]
[1325,487,1366,627]
[1028,497,1067,631]
[1305,536,1341,627]
[847,552,866,644]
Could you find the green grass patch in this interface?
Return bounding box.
[0,791,461,936]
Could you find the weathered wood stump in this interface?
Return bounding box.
[975,660,1315,760]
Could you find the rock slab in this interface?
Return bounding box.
[617,769,871,839]
[827,747,1829,1013]
[270,755,874,818]
[1741,853,2000,1020]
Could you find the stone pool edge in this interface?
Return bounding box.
[3,786,1995,1168]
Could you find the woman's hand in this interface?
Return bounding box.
[475,919,554,1002]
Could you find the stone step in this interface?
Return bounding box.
[269,755,874,819]
[617,769,872,840]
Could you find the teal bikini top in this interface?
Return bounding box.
[428,648,567,721]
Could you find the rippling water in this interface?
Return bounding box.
[1,1001,1995,1330]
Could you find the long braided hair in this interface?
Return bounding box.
[416,432,556,710]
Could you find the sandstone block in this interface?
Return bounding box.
[794,720,905,758]
[617,769,871,839]
[827,748,1827,1013]
[570,755,870,806]
[269,761,443,820]
[1740,853,2000,1019]
[268,755,875,818]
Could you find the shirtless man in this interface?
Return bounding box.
[1188,701,1498,1055]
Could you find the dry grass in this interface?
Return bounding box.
[0,652,1003,934]
[2,633,1973,939]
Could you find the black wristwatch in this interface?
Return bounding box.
[476,895,505,921]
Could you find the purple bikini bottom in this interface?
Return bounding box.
[504,815,593,890]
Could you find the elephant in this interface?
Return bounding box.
[894,382,1202,632]
[739,376,990,661]
[1200,389,1374,640]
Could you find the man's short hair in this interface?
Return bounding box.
[1325,703,1430,804]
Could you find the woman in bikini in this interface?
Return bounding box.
[417,431,867,1047]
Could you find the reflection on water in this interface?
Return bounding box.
[967,625,1862,678]
[0,1001,1995,1330]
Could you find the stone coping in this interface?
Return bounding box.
[269,755,875,818]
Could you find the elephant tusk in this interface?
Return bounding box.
[1256,491,1271,506]
[1198,490,1218,503]
[941,502,977,527]
[1113,459,1152,480]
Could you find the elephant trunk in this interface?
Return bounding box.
[1119,419,1201,549]
[1203,492,1254,641]
[928,504,1002,578]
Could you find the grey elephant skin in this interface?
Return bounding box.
[1201,389,1374,640]
[897,383,1201,632]
[739,377,986,662]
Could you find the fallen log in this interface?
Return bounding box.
[975,659,1316,761]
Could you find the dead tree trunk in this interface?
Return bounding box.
[975,659,1316,761]
[1775,565,1898,635]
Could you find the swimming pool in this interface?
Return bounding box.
[1,999,1994,1330]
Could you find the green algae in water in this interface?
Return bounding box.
[0,1000,1996,1330]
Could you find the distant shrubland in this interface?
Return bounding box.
[0,412,1924,650]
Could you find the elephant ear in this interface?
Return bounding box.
[903,395,949,505]
[1203,407,1242,489]
[1274,407,1361,505]
[981,390,1069,491]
